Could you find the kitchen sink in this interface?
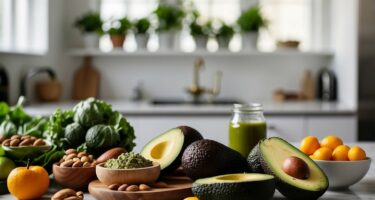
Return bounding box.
[151,98,242,105]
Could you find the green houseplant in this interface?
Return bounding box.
[216,23,235,49]
[107,17,132,48]
[190,20,213,50]
[134,18,151,49]
[237,6,265,50]
[74,12,103,49]
[154,3,185,50]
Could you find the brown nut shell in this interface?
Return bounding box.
[10,139,20,146]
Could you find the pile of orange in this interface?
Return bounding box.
[300,135,367,161]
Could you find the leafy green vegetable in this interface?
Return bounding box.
[85,125,120,155]
[64,123,86,148]
[73,98,111,128]
[0,121,17,138]
[45,109,74,148]
[17,117,47,138]
[109,111,135,151]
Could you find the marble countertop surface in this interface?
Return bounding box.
[1,143,374,200]
[23,100,356,116]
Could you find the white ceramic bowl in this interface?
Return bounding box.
[315,158,371,190]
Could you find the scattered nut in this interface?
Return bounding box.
[65,149,77,155]
[139,184,151,191]
[72,160,83,168]
[33,138,45,146]
[73,157,80,162]
[77,152,88,158]
[51,188,77,200]
[10,135,21,140]
[126,185,139,192]
[10,139,20,146]
[76,191,84,198]
[19,139,33,146]
[2,139,11,146]
[108,184,120,190]
[20,135,30,140]
[60,160,75,167]
[82,162,91,168]
[118,184,128,191]
[66,153,77,160]
[80,156,89,163]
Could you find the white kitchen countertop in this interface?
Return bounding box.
[23,100,356,116]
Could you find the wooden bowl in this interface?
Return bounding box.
[53,163,96,191]
[96,162,161,185]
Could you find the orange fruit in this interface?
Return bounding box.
[320,135,343,150]
[348,146,366,161]
[300,136,320,155]
[184,197,199,200]
[311,147,333,160]
[332,145,350,161]
[7,164,49,199]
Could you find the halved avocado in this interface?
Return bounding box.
[141,126,203,174]
[192,173,275,200]
[248,137,328,200]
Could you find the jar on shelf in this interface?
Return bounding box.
[228,103,267,157]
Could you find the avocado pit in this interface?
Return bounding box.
[282,156,310,179]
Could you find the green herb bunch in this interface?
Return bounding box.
[134,18,151,34]
[237,6,266,32]
[74,12,103,34]
[154,4,185,32]
[108,17,132,35]
[217,22,235,39]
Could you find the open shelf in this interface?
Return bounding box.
[68,48,334,58]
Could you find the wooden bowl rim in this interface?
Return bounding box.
[96,161,160,171]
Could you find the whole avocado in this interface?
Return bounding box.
[85,124,120,155]
[182,139,249,180]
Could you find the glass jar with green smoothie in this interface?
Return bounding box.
[229,103,267,157]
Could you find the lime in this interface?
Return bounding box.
[0,157,16,180]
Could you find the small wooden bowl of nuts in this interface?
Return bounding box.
[1,135,51,159]
[53,149,97,191]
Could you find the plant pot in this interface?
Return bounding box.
[135,34,149,50]
[110,35,126,48]
[242,32,258,50]
[194,36,208,50]
[83,33,100,49]
[217,37,230,49]
[158,31,177,51]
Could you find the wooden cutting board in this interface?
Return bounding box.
[73,56,100,100]
[88,177,193,200]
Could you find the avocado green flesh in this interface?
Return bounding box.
[140,128,184,170]
[195,173,274,184]
[193,173,275,200]
[260,137,328,191]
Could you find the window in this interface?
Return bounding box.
[99,0,315,52]
[260,0,312,51]
[0,0,48,54]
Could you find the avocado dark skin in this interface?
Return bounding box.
[182,139,249,180]
[247,143,264,173]
[162,126,203,174]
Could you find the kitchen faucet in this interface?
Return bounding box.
[20,67,57,104]
[186,57,222,102]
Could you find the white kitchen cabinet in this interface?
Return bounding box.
[306,116,357,142]
[128,116,229,152]
[266,117,305,142]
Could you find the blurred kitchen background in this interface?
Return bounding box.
[0,0,373,150]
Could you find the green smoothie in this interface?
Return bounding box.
[229,121,267,157]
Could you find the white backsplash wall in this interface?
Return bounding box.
[92,55,332,102]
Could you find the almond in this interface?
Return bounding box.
[19,139,33,146]
[61,160,74,167]
[33,138,45,146]
[52,188,77,200]
[108,184,120,190]
[126,185,139,192]
[118,184,128,191]
[2,139,11,146]
[96,147,126,164]
[65,149,77,155]
[10,139,20,146]
[139,184,151,191]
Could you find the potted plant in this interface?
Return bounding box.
[216,23,235,49]
[190,20,213,50]
[107,17,132,48]
[154,3,185,50]
[74,12,103,49]
[237,6,265,50]
[134,18,151,50]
